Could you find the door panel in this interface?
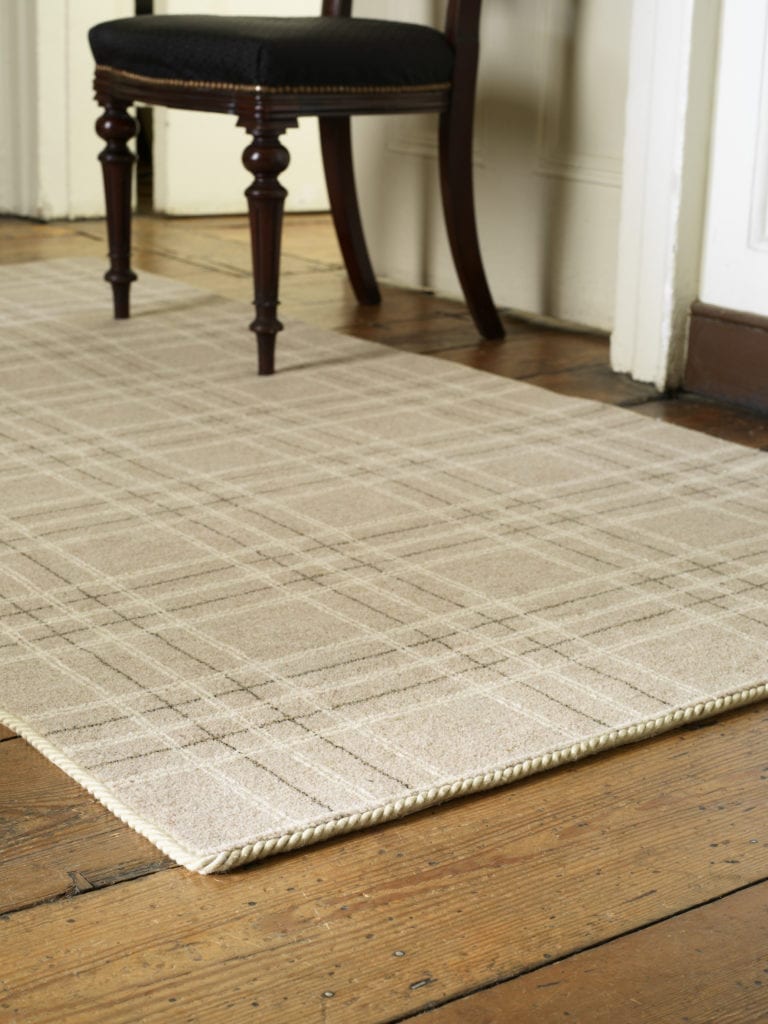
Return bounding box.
[700,0,768,317]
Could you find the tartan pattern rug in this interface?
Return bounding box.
[1,259,766,873]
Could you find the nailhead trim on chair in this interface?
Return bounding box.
[96,64,451,94]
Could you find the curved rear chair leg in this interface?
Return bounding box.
[438,87,504,340]
[241,119,296,375]
[319,116,381,306]
[96,99,137,319]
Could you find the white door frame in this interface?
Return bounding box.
[610,0,722,390]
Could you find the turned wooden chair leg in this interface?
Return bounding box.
[96,100,137,319]
[241,121,295,375]
[319,116,381,306]
[438,95,504,341]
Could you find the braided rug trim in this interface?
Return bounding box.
[4,683,765,874]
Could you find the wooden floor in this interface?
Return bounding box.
[1,213,767,1023]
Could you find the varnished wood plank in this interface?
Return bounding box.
[0,220,75,239]
[434,331,611,377]
[0,739,171,915]
[1,704,766,1023]
[147,213,343,277]
[0,726,15,741]
[422,881,768,1024]
[434,328,661,406]
[352,317,491,353]
[633,394,768,449]
[497,362,659,405]
[0,234,104,266]
[270,212,345,267]
[76,214,333,285]
[57,217,558,358]
[300,300,486,351]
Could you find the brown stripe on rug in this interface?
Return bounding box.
[1,258,766,873]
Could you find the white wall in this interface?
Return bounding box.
[0,0,133,220]
[153,0,328,215]
[0,0,324,219]
[351,0,632,331]
[0,0,36,216]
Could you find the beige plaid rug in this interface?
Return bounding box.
[2,259,767,873]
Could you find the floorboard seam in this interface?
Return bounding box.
[385,874,768,1023]
[0,861,176,920]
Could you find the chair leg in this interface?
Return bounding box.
[96,100,137,319]
[241,124,294,375]
[319,117,381,306]
[438,101,504,341]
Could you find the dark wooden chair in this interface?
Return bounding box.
[89,1,503,375]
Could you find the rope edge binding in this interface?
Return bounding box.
[2,681,765,875]
[95,65,451,95]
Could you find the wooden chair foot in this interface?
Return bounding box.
[105,274,136,319]
[255,332,276,376]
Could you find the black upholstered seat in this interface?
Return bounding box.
[89,16,454,90]
[89,2,503,375]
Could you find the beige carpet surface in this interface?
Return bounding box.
[1,259,767,873]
